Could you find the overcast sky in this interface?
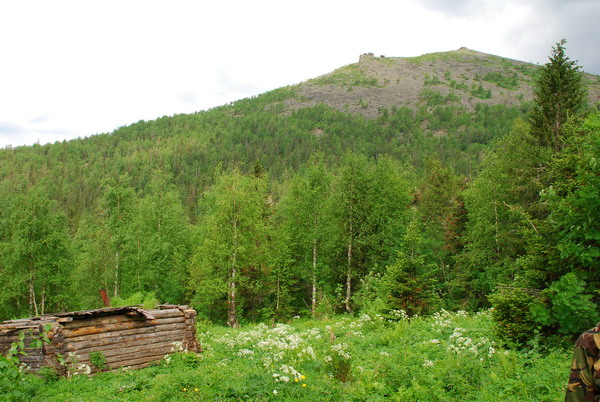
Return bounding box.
[1,0,598,148]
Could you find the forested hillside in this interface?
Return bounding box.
[0,43,598,345]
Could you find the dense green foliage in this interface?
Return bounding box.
[7,312,572,400]
[0,325,50,399]
[0,42,598,355]
[530,39,586,151]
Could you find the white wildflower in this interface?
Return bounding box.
[171,341,184,353]
[76,363,92,375]
[331,343,351,360]
[237,348,255,357]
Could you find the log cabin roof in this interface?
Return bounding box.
[0,306,159,326]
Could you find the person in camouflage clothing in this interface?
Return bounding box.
[566,322,600,401]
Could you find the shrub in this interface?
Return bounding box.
[0,325,51,398]
[530,272,599,336]
[111,292,159,309]
[89,351,107,372]
[382,251,441,316]
[488,288,538,346]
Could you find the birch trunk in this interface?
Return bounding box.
[345,225,353,314]
[228,210,239,328]
[29,255,39,316]
[114,251,120,298]
[311,239,317,317]
[137,238,142,293]
[41,288,45,316]
[30,281,38,317]
[276,278,281,313]
[345,170,355,315]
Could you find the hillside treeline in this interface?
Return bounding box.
[0,41,598,342]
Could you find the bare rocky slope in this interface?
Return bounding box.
[284,47,600,119]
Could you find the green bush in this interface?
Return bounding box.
[90,350,107,372]
[483,71,519,89]
[490,273,599,346]
[0,325,51,399]
[382,251,441,316]
[530,272,599,336]
[111,292,159,309]
[488,288,538,346]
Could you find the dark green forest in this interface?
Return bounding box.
[1,41,598,344]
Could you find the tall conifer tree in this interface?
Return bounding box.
[530,39,586,151]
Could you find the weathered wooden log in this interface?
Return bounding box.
[68,315,184,330]
[20,355,45,363]
[61,314,147,329]
[63,322,186,344]
[76,339,181,363]
[107,361,152,372]
[105,351,171,369]
[159,304,189,309]
[25,363,44,369]
[60,309,181,330]
[0,338,41,347]
[77,345,173,368]
[64,323,185,343]
[0,327,41,335]
[145,309,183,319]
[70,330,186,355]
[61,317,186,338]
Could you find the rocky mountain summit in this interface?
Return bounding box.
[285,47,600,119]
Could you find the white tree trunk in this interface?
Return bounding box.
[228,215,239,328]
[345,230,353,314]
[311,239,317,317]
[29,256,39,316]
[114,251,120,298]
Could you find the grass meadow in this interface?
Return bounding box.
[13,310,570,401]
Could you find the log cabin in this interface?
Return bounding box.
[0,305,199,375]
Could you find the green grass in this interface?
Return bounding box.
[9,310,571,401]
[407,51,472,65]
[372,56,397,66]
[483,71,520,89]
[421,89,461,106]
[312,64,382,89]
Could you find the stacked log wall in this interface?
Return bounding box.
[0,305,199,374]
[0,318,61,373]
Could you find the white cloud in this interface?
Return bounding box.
[0,0,598,148]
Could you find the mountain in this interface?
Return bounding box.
[1,48,599,218]
[288,47,600,118]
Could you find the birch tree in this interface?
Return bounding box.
[334,151,373,313]
[277,153,334,316]
[0,185,71,319]
[129,172,192,303]
[71,177,137,308]
[191,168,268,327]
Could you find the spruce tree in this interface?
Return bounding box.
[530,39,586,151]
